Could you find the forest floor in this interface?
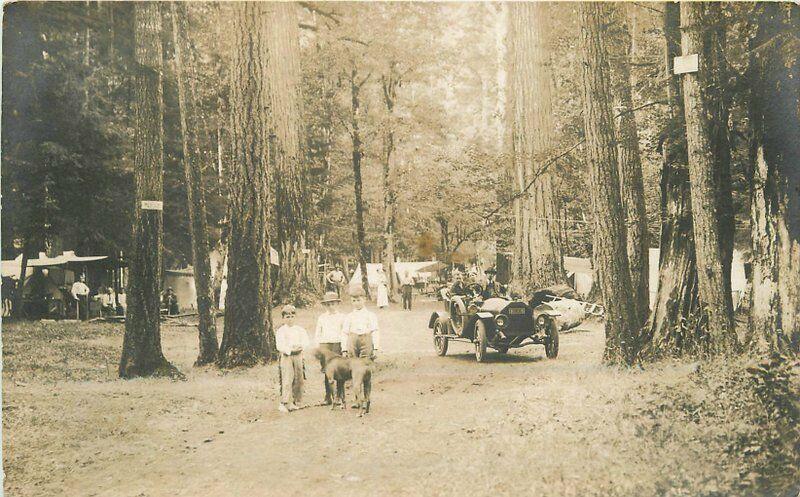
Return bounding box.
[3,299,799,497]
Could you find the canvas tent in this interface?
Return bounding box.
[348,261,439,296]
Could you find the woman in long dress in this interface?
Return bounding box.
[376,268,389,309]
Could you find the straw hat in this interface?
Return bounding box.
[321,291,341,304]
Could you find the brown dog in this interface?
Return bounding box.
[350,357,373,417]
[313,348,352,410]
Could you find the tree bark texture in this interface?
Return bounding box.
[170,2,219,366]
[608,3,649,325]
[748,3,800,353]
[578,2,639,365]
[265,2,316,303]
[119,3,179,378]
[679,2,735,352]
[218,3,274,367]
[644,2,701,358]
[381,66,400,299]
[350,69,371,299]
[506,2,564,292]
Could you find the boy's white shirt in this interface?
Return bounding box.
[315,311,346,349]
[275,324,310,356]
[342,307,380,350]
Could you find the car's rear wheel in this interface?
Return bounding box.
[544,319,559,359]
[433,319,449,356]
[475,320,487,362]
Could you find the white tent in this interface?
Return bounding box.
[348,261,439,296]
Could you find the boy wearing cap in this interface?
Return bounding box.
[342,288,380,359]
[314,291,346,404]
[276,304,309,413]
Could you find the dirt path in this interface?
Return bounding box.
[4,301,702,497]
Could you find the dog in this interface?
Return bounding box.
[350,357,373,417]
[313,348,352,410]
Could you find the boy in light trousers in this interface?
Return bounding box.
[276,304,309,413]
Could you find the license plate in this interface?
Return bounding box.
[508,307,526,315]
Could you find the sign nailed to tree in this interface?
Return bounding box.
[674,54,699,74]
[140,200,164,210]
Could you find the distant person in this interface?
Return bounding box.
[275,304,309,413]
[314,291,345,405]
[399,270,414,310]
[325,266,346,297]
[162,287,179,315]
[342,288,380,359]
[95,287,116,316]
[71,274,90,321]
[375,268,389,310]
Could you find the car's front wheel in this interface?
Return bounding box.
[544,319,559,359]
[475,320,488,362]
[433,319,449,356]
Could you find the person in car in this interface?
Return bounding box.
[482,269,500,299]
[449,272,467,296]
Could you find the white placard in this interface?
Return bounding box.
[674,54,699,74]
[140,200,164,211]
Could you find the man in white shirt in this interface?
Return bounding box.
[275,304,309,413]
[70,274,90,321]
[314,291,346,404]
[342,288,380,359]
[326,266,346,297]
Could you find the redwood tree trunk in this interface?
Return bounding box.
[170,2,218,366]
[119,3,179,378]
[679,2,735,352]
[644,1,701,358]
[506,2,564,292]
[266,2,316,304]
[608,4,649,325]
[748,2,800,353]
[350,69,371,299]
[579,2,639,365]
[218,3,273,367]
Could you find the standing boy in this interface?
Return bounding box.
[342,288,380,359]
[314,291,346,404]
[276,304,309,413]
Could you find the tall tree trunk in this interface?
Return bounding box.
[350,69,371,299]
[748,2,800,353]
[169,2,219,366]
[381,66,400,299]
[119,3,179,378]
[578,1,639,365]
[644,2,701,358]
[218,3,274,367]
[266,2,316,304]
[679,2,735,352]
[608,4,649,325]
[506,2,564,292]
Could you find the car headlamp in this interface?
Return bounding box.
[495,314,507,328]
[536,315,547,327]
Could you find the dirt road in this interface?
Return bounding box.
[3,300,720,497]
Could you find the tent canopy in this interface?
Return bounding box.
[349,261,440,288]
[1,251,109,279]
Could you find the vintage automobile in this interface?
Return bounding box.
[428,285,561,362]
